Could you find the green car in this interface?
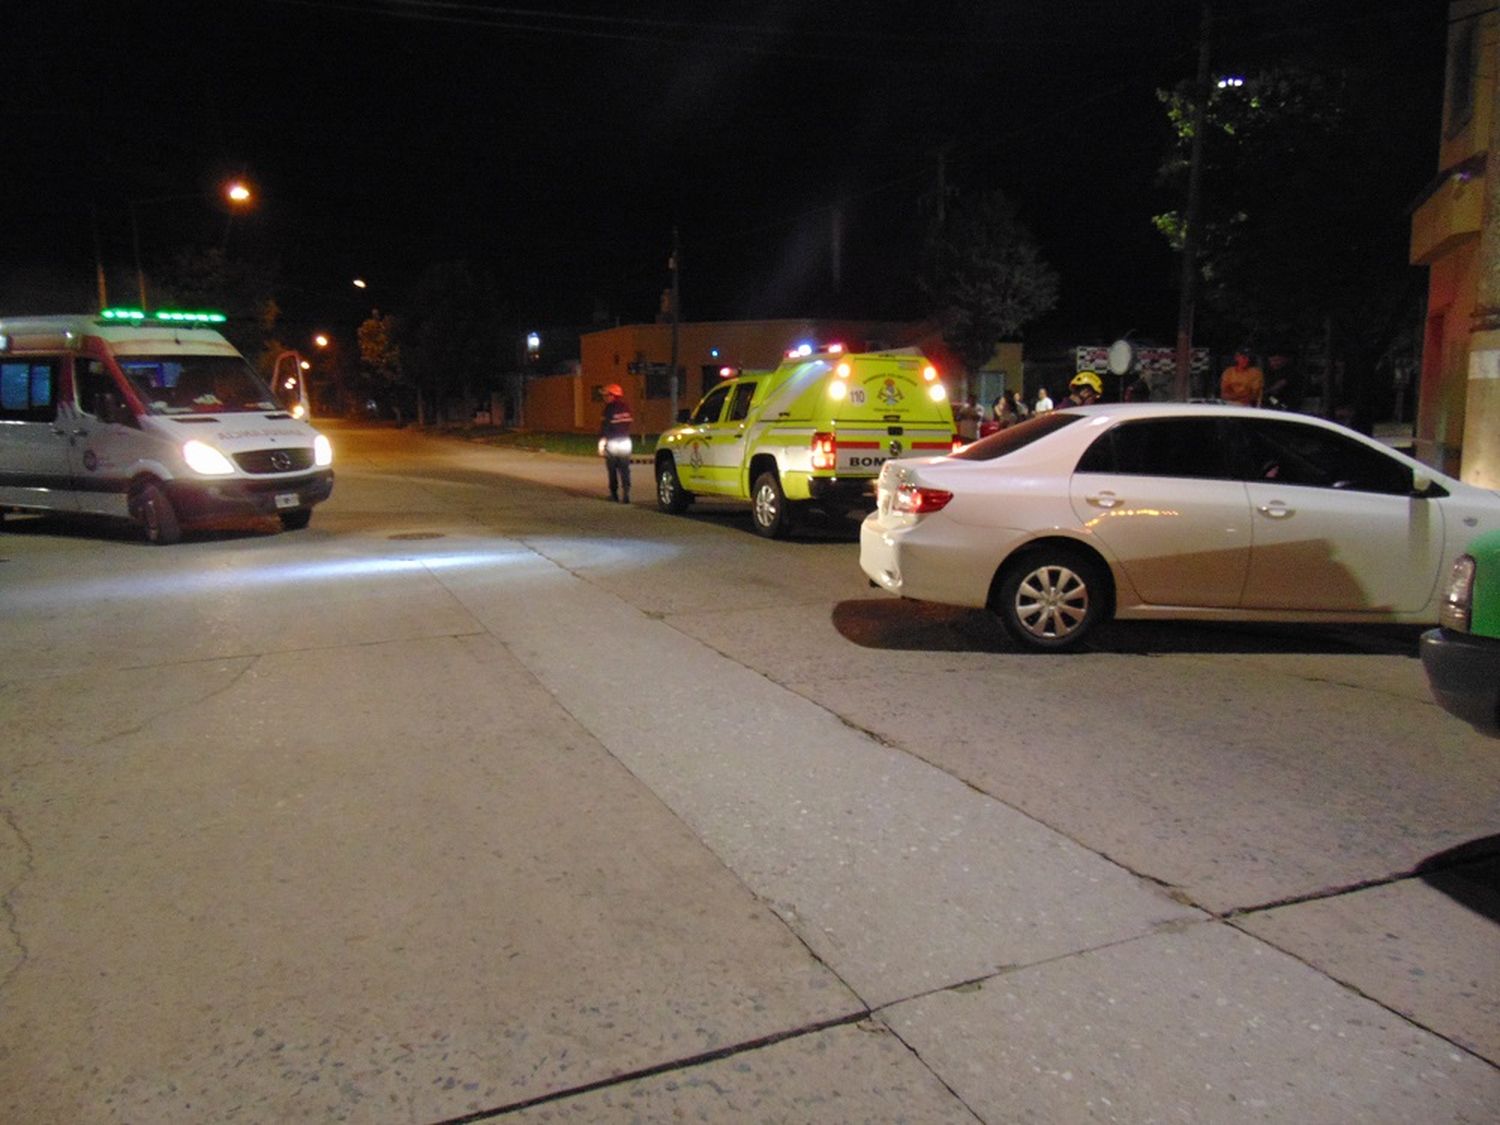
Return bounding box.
[1421,528,1500,735]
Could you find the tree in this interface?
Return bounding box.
[919,190,1059,388]
[1155,58,1428,428]
[155,245,281,364]
[401,261,507,425]
[358,312,404,419]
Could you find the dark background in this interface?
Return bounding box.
[2,0,1446,345]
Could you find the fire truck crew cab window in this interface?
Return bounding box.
[727,382,756,422]
[689,384,731,425]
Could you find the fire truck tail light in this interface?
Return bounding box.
[811,432,837,470]
[893,484,953,514]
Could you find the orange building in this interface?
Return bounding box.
[524,318,1022,435]
[1411,0,1499,484]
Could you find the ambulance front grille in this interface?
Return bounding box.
[234,448,315,474]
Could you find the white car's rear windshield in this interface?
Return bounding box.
[949,411,1082,461]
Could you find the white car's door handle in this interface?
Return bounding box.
[1086,491,1121,509]
[1257,502,1294,519]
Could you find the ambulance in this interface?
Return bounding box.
[0,309,333,544]
[654,344,957,537]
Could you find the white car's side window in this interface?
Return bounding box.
[1238,419,1412,494]
[1076,419,1232,480]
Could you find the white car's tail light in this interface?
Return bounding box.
[892,483,953,514]
[1440,555,1475,632]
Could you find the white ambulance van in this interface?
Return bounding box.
[0,309,333,544]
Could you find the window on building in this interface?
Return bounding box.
[1446,17,1477,138]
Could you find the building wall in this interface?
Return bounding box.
[1412,1,1498,480]
[532,318,941,435]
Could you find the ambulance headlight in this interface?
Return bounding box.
[314,434,333,467]
[182,440,235,475]
[928,383,948,402]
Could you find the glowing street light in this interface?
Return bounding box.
[314,333,330,348]
[352,278,368,289]
[131,179,256,310]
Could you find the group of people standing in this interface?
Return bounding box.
[600,348,1282,497]
[958,373,1108,439]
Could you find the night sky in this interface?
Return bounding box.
[5,0,1446,346]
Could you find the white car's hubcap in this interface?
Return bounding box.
[1016,565,1088,638]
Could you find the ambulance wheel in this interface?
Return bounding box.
[992,546,1109,652]
[279,509,312,531]
[656,460,692,514]
[751,471,795,539]
[135,482,182,546]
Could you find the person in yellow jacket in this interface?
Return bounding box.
[1220,348,1264,407]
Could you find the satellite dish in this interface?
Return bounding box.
[1107,338,1134,376]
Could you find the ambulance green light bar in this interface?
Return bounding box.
[100,308,227,324]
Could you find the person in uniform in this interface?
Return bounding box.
[599,383,634,502]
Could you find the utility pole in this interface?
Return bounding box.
[669,226,681,422]
[935,145,949,225]
[91,205,108,310]
[830,204,843,294]
[1174,1,1212,401]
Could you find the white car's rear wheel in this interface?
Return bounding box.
[995,549,1107,651]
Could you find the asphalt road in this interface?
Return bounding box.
[1,419,1496,1123]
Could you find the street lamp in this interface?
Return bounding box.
[272,349,313,420]
[131,180,255,311]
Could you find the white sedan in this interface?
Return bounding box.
[860,403,1500,651]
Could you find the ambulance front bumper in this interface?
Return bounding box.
[165,470,335,521]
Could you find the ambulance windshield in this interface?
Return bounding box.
[119,356,280,415]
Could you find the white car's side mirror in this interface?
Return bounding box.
[1412,470,1435,496]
